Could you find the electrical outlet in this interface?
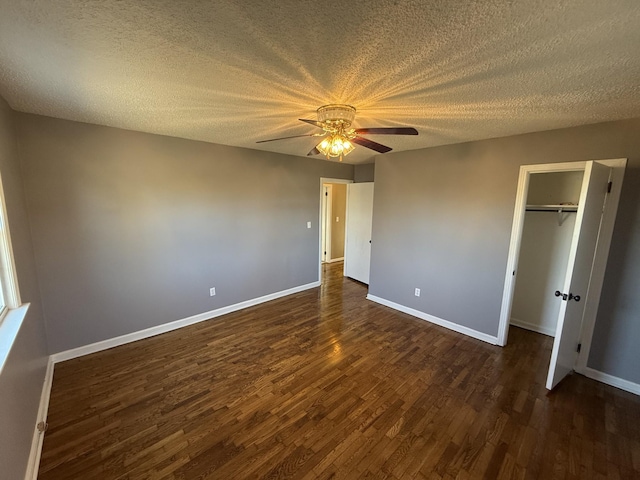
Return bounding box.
[210,287,216,296]
[336,216,339,222]
[414,288,420,297]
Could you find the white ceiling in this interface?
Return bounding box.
[1,1,639,164]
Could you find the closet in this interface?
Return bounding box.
[499,159,625,391]
[510,171,584,336]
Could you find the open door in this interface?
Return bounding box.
[344,183,374,284]
[546,161,611,390]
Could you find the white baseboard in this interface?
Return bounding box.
[366,294,499,345]
[25,357,54,480]
[581,367,640,396]
[51,281,321,364]
[327,257,344,263]
[510,317,555,337]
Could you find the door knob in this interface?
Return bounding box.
[555,290,568,300]
[555,290,580,302]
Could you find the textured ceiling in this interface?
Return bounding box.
[1,1,639,164]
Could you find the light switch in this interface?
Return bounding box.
[336,217,339,222]
[307,221,311,229]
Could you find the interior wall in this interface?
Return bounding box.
[17,113,353,354]
[511,172,583,336]
[330,184,346,259]
[354,163,375,182]
[369,117,640,385]
[527,170,584,205]
[0,98,49,478]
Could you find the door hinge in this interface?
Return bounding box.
[607,181,612,193]
[325,191,328,196]
[577,343,582,353]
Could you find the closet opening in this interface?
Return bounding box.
[497,159,626,390]
[510,170,584,338]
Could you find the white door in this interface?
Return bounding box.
[546,161,611,390]
[344,183,374,284]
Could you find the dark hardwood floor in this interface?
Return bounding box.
[39,262,640,479]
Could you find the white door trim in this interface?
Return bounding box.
[497,159,626,350]
[318,178,353,281]
[322,184,333,263]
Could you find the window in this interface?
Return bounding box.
[0,169,23,375]
[0,171,20,316]
[0,262,5,314]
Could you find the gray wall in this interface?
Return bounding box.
[354,163,375,182]
[0,99,49,477]
[17,114,353,354]
[369,118,640,384]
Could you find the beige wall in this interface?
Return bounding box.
[330,184,346,259]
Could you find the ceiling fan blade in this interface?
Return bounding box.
[256,133,318,144]
[352,136,393,154]
[307,146,320,156]
[354,127,418,135]
[299,118,324,128]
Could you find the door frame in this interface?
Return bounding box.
[321,184,333,263]
[318,178,353,281]
[497,159,626,374]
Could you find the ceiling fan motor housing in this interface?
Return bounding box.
[317,104,356,128]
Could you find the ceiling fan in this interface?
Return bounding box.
[256,104,418,161]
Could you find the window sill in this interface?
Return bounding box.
[0,303,30,376]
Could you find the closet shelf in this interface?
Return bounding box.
[526,204,578,212]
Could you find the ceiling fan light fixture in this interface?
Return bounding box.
[315,104,357,161]
[316,133,355,161]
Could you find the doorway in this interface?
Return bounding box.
[321,183,348,264]
[498,159,626,390]
[319,178,352,280]
[510,170,584,337]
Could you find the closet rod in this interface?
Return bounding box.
[525,208,578,212]
[525,205,577,226]
[525,205,578,212]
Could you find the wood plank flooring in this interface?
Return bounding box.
[39,262,640,479]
